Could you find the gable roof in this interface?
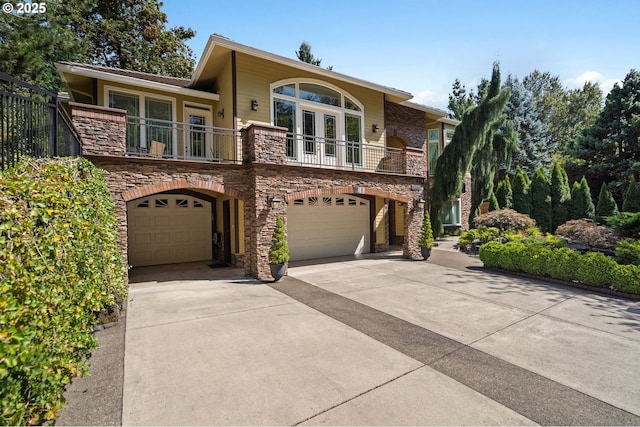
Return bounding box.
[191,34,413,104]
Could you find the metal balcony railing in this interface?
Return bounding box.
[285,132,406,174]
[125,116,241,163]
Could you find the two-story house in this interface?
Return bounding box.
[56,34,465,280]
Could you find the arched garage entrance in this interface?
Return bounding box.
[127,194,213,267]
[287,194,371,261]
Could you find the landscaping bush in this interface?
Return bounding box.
[615,238,640,265]
[575,252,618,288]
[0,157,128,425]
[556,219,619,252]
[607,212,640,238]
[545,247,581,281]
[613,264,640,294]
[473,208,537,231]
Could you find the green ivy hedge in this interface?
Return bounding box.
[0,158,128,425]
[479,241,640,295]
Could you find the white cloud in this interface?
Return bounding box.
[411,89,449,110]
[564,71,622,95]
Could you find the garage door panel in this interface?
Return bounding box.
[127,195,213,267]
[288,194,370,261]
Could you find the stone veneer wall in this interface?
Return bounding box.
[70,102,126,156]
[384,101,427,150]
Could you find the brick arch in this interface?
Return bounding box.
[121,179,249,202]
[285,186,410,204]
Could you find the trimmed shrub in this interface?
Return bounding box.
[512,166,531,215]
[551,161,571,232]
[575,252,617,288]
[556,219,619,252]
[613,264,640,294]
[571,177,595,220]
[546,247,581,281]
[473,208,536,231]
[595,182,619,224]
[531,168,552,232]
[495,176,513,209]
[615,238,640,265]
[268,217,290,264]
[488,191,500,211]
[0,158,128,425]
[622,175,640,213]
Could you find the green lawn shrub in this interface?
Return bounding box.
[615,238,640,265]
[607,212,640,239]
[478,240,639,294]
[0,157,128,425]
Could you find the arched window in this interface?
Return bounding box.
[271,79,364,166]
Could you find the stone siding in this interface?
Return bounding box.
[70,102,126,156]
[384,101,426,150]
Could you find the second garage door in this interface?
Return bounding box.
[287,194,370,261]
[127,194,212,267]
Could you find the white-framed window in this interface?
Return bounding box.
[445,128,454,146]
[441,198,461,226]
[428,128,439,175]
[271,79,364,166]
[105,86,176,156]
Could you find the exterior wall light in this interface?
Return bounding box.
[416,197,426,210]
[372,124,380,133]
[217,108,224,118]
[268,195,282,209]
[251,100,259,111]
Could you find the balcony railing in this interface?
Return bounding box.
[285,133,406,174]
[125,116,241,163]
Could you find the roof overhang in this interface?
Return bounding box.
[192,35,413,104]
[55,62,220,101]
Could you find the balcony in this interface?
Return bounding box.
[285,132,408,175]
[125,116,241,163]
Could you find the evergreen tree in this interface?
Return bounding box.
[512,166,531,215]
[572,69,640,203]
[623,175,640,212]
[531,168,552,232]
[551,161,571,232]
[0,0,197,89]
[295,41,332,70]
[430,63,512,235]
[595,183,619,223]
[571,177,595,220]
[495,176,513,209]
[488,191,500,212]
[504,75,554,174]
[447,78,475,119]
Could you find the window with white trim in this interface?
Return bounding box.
[441,198,461,226]
[107,88,175,155]
[428,129,439,175]
[271,79,364,166]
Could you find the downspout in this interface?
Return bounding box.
[231,50,237,130]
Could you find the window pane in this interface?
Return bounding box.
[345,97,361,111]
[189,114,206,158]
[428,129,439,142]
[303,110,316,154]
[299,83,341,107]
[445,129,455,145]
[324,114,336,156]
[274,98,296,158]
[346,113,361,165]
[429,141,439,175]
[109,91,139,116]
[273,84,296,97]
[145,98,172,148]
[441,199,461,225]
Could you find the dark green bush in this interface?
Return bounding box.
[607,212,640,238]
[615,238,640,265]
[0,158,128,425]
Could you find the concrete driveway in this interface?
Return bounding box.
[121,244,640,426]
[60,242,640,425]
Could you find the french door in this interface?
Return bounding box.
[301,109,339,167]
[184,107,213,160]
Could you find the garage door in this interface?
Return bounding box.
[287,194,370,261]
[127,195,212,267]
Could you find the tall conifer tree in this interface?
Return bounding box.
[531,168,552,232]
[571,177,595,220]
[595,183,619,223]
[495,176,513,209]
[512,166,531,215]
[551,161,571,231]
[623,175,640,212]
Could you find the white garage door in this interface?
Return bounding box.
[127,195,212,267]
[287,194,370,261]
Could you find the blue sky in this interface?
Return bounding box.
[163,0,638,110]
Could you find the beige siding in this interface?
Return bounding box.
[234,53,386,147]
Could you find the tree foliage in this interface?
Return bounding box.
[512,166,531,215]
[0,0,196,90]
[295,41,332,70]
[595,183,619,223]
[268,217,290,265]
[623,175,640,213]
[571,177,595,220]
[531,168,552,232]
[430,63,512,235]
[572,69,640,204]
[495,176,513,209]
[551,161,571,232]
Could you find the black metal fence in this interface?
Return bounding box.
[1,72,82,169]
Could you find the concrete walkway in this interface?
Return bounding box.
[58,239,640,425]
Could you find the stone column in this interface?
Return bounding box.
[242,124,288,165]
[70,102,127,156]
[403,198,424,260]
